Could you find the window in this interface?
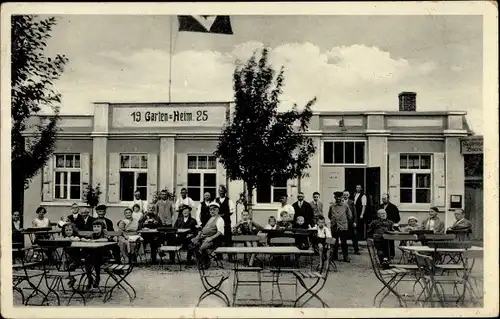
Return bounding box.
[187,155,217,201]
[54,154,81,200]
[399,154,432,204]
[256,178,288,204]
[120,154,148,201]
[323,141,365,164]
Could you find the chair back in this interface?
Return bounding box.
[410,230,434,236]
[24,227,52,233]
[422,233,456,242]
[446,229,472,241]
[427,241,471,249]
[383,233,418,241]
[269,237,295,246]
[158,227,178,234]
[366,239,383,279]
[414,251,435,277]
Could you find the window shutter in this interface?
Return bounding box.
[433,153,446,207]
[147,153,158,203]
[176,153,188,196]
[216,158,227,190]
[108,153,120,203]
[81,153,91,200]
[388,153,400,206]
[42,156,54,202]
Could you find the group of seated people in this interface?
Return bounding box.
[367,206,474,269]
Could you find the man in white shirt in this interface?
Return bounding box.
[175,188,195,212]
[353,185,368,240]
[277,195,295,221]
[132,190,148,214]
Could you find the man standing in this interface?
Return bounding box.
[380,193,401,259]
[293,192,314,227]
[343,190,360,255]
[310,192,324,225]
[132,190,148,214]
[175,188,195,212]
[196,192,213,228]
[215,185,235,257]
[155,190,175,226]
[328,191,353,262]
[353,185,368,240]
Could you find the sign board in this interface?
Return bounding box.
[111,106,227,128]
[461,138,483,154]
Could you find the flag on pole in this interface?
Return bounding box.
[177,15,233,34]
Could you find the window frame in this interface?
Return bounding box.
[399,153,432,205]
[53,153,82,201]
[321,140,367,166]
[119,153,148,202]
[187,154,218,202]
[253,180,291,205]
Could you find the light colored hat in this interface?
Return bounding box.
[408,216,418,222]
[209,202,220,208]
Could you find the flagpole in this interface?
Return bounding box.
[168,16,173,103]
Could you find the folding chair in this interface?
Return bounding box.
[102,241,139,303]
[420,233,456,247]
[194,251,230,307]
[367,239,411,307]
[325,237,338,272]
[231,262,263,306]
[446,229,472,242]
[292,250,332,307]
[12,246,47,306]
[157,228,183,269]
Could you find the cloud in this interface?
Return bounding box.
[49,41,481,134]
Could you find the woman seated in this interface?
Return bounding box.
[138,208,162,264]
[232,210,263,266]
[311,215,332,271]
[189,202,224,269]
[32,206,55,263]
[117,208,141,264]
[174,204,198,264]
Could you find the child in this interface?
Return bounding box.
[232,210,263,266]
[173,204,198,264]
[82,220,110,290]
[265,216,278,230]
[61,223,81,241]
[312,215,332,271]
[277,211,292,229]
[138,208,162,264]
[131,204,144,222]
[117,208,141,264]
[399,216,419,246]
[368,209,394,269]
[294,216,312,250]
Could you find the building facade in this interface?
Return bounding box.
[23,94,479,234]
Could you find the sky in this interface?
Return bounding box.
[41,14,483,133]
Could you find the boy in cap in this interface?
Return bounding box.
[328,191,353,262]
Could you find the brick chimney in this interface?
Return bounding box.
[398,92,417,111]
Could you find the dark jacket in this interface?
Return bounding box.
[67,214,84,225]
[277,220,292,229]
[368,218,394,240]
[95,217,114,231]
[12,222,24,243]
[174,215,198,232]
[380,202,401,224]
[139,214,162,229]
[76,216,95,231]
[344,199,357,224]
[233,220,263,235]
[292,201,314,227]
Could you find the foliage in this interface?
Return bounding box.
[151,188,176,205]
[214,47,317,215]
[11,15,68,212]
[83,183,102,209]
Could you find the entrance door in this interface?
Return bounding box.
[465,181,483,240]
[345,168,365,196]
[366,167,381,213]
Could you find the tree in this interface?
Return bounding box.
[214,48,317,217]
[83,183,102,218]
[11,15,68,221]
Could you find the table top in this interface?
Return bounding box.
[71,241,117,248]
[232,235,266,242]
[399,245,483,253]
[22,229,60,234]
[78,230,122,237]
[138,228,190,234]
[214,246,314,255]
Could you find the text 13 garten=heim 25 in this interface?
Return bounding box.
[130,110,209,123]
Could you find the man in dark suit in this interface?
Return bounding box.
[292,192,314,227]
[66,203,84,225]
[95,205,114,231]
[343,190,360,255]
[380,193,401,259]
[75,208,95,231]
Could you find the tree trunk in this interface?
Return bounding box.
[246,183,254,219]
[12,175,25,225]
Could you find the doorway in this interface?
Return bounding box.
[345,167,381,214]
[465,181,483,240]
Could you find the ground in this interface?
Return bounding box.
[13,247,484,308]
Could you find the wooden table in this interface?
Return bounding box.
[399,245,483,253]
[232,235,266,243]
